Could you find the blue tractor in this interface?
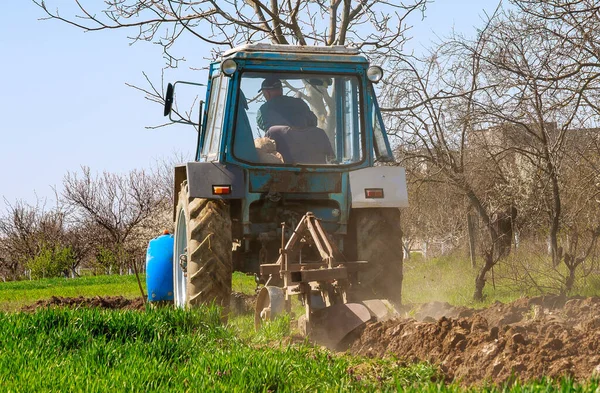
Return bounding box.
[164,44,408,345]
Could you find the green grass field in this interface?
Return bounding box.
[0,268,599,391]
[0,307,446,392]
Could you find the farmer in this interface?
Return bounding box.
[256,77,318,131]
[257,77,334,164]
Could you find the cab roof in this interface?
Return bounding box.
[221,43,368,64]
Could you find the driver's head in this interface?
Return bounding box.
[259,77,283,101]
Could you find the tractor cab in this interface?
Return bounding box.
[167,44,394,168]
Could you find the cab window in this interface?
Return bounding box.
[371,88,394,161]
[232,72,364,166]
[201,76,228,160]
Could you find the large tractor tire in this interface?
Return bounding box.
[173,182,232,314]
[349,208,404,306]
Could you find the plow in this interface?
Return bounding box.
[254,212,398,347]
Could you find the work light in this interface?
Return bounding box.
[367,66,383,83]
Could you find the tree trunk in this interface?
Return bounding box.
[403,241,411,261]
[131,258,146,302]
[565,267,576,293]
[467,212,477,269]
[473,251,495,301]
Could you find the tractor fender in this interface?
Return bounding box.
[349,166,408,208]
[172,162,244,219]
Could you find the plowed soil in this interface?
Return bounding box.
[346,295,600,386]
[21,295,147,311]
[21,292,256,315]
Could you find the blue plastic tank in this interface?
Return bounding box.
[146,233,174,302]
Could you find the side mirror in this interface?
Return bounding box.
[162,80,205,125]
[164,83,174,116]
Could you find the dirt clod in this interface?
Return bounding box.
[347,295,600,386]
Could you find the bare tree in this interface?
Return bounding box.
[0,200,43,279]
[471,4,600,290]
[555,132,600,292]
[152,151,191,204]
[400,165,469,260]
[380,0,600,298]
[62,166,166,273]
[391,2,600,296]
[380,5,522,300]
[33,1,426,58]
[0,199,81,279]
[512,0,600,105]
[63,219,101,277]
[510,1,600,291]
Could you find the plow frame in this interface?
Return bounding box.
[257,212,372,343]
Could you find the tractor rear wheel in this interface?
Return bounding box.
[173,182,232,314]
[349,208,404,306]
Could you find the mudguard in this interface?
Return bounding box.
[174,162,244,199]
[349,166,408,208]
[172,163,244,219]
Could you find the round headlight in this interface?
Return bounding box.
[367,66,383,83]
[221,59,237,76]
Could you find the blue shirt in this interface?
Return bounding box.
[257,95,318,131]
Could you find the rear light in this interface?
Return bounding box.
[364,188,384,199]
[212,185,231,195]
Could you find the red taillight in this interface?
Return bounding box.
[212,185,231,195]
[364,188,384,199]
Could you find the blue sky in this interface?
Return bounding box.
[0,1,501,212]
